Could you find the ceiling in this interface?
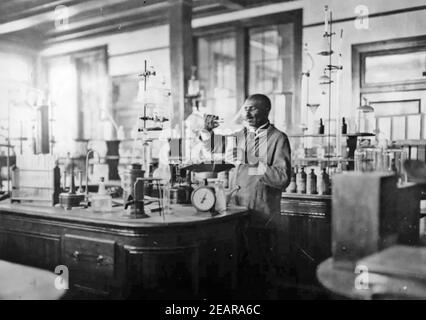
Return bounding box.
[0,0,293,48]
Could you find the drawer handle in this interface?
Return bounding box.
[72,250,80,260]
[70,251,106,263]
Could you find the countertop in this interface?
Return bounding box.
[0,200,249,229]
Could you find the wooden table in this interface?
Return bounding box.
[317,258,426,299]
[0,260,65,300]
[0,201,249,299]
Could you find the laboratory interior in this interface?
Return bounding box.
[0,0,426,300]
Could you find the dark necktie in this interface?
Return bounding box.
[244,130,258,164]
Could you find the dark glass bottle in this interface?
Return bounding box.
[319,118,325,134]
[342,117,347,134]
[307,169,317,194]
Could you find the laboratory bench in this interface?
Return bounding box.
[0,201,249,299]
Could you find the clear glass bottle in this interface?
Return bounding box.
[188,66,200,96]
[91,177,112,213]
[98,177,107,195]
[214,180,226,213]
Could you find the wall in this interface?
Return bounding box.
[40,25,171,151]
[41,25,170,84]
[194,0,426,133]
[40,0,426,133]
[301,0,426,133]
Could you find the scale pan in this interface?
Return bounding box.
[181,162,234,173]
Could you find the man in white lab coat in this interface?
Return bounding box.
[200,93,291,298]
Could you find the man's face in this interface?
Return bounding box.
[242,99,269,128]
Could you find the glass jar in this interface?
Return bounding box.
[354,147,376,172]
[356,101,375,134]
[384,148,408,182]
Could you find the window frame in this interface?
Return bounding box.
[193,9,303,132]
[353,36,426,109]
[361,45,426,89]
[373,99,423,141]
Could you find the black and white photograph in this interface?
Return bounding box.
[0,0,425,305]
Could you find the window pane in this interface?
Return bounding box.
[392,116,406,140]
[197,34,237,128]
[365,50,426,84]
[377,117,391,141]
[407,114,421,140]
[249,26,282,94]
[372,100,420,117]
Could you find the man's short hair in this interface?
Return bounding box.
[247,94,271,111]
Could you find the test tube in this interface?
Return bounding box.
[226,135,237,162]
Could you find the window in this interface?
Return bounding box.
[249,26,283,94]
[194,10,302,133]
[197,33,237,129]
[0,50,36,154]
[45,47,108,156]
[363,49,426,87]
[353,36,426,143]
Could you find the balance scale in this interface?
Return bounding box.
[181,163,235,215]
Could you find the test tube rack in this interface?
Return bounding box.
[11,154,61,206]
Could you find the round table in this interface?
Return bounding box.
[317,258,426,300]
[0,260,66,299]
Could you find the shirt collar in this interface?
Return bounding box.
[247,121,270,134]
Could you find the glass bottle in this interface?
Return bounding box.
[98,177,107,195]
[319,118,325,134]
[92,177,112,213]
[286,167,297,193]
[296,167,307,194]
[341,117,347,134]
[285,167,297,193]
[188,66,200,96]
[318,168,330,195]
[307,169,317,195]
[214,180,227,214]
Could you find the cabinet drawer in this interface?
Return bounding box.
[62,234,116,279]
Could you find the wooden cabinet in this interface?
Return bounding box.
[279,193,331,288]
[0,204,248,299]
[0,229,61,270]
[62,234,118,296]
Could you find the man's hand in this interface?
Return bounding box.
[204,114,220,132]
[257,160,267,175]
